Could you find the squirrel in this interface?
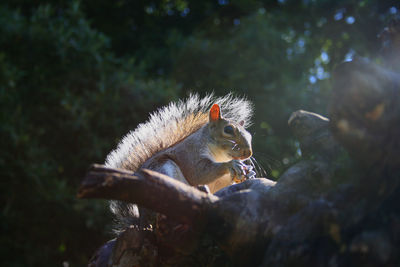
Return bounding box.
[105,93,255,230]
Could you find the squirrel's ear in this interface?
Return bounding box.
[209,104,221,122]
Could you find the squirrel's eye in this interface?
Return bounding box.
[223,125,234,135]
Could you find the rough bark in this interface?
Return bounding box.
[78,166,217,225]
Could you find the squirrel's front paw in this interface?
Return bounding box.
[226,160,246,183]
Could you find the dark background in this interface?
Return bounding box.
[0,0,398,265]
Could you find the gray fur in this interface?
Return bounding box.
[105,93,253,231]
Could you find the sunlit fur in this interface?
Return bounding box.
[106,93,253,231]
[105,93,253,171]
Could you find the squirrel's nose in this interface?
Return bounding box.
[242,148,252,159]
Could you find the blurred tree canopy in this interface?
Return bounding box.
[0,0,398,265]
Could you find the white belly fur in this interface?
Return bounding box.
[158,160,189,185]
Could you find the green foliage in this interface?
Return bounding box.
[0,0,399,265]
[0,1,179,266]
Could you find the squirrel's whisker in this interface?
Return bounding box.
[250,156,268,178]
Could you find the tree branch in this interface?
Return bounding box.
[78,164,218,224]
